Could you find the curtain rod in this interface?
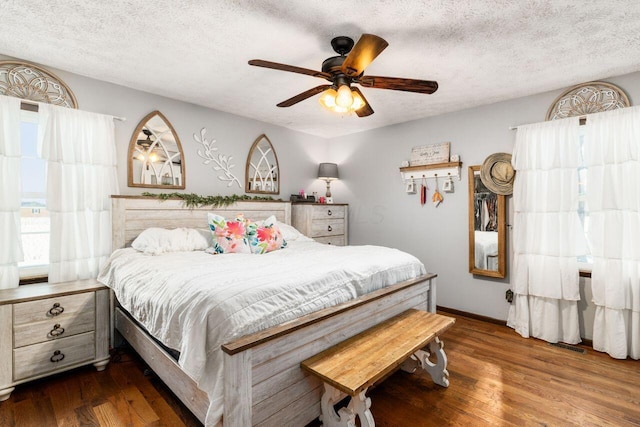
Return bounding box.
[509,116,587,130]
[19,100,126,121]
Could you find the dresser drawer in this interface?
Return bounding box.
[13,310,95,348]
[310,220,345,237]
[13,292,94,326]
[13,332,95,380]
[314,236,346,246]
[311,205,345,220]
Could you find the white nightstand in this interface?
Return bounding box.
[0,279,110,401]
[292,203,349,246]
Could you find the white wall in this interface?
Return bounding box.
[8,53,640,339]
[327,71,640,339]
[2,54,329,197]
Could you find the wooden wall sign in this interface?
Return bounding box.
[410,142,450,166]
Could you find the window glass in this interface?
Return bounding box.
[18,118,49,278]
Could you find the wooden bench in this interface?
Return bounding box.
[301,309,455,427]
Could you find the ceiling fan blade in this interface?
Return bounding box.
[249,60,332,81]
[341,34,389,77]
[277,85,332,107]
[351,87,374,117]
[357,76,438,94]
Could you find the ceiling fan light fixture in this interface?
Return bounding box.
[350,89,365,111]
[318,87,338,110]
[335,84,354,108]
[319,86,366,114]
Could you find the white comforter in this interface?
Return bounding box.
[98,240,426,425]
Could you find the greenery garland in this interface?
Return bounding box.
[141,192,279,208]
[142,192,279,208]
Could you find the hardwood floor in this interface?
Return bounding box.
[0,349,202,427]
[1,313,639,426]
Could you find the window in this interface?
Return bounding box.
[18,111,49,280]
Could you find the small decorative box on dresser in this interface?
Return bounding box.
[0,279,110,402]
[292,203,349,246]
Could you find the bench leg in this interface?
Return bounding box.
[320,383,375,427]
[400,337,450,387]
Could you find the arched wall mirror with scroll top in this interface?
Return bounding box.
[468,165,506,278]
[245,134,280,194]
[128,111,185,189]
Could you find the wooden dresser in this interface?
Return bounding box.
[292,203,349,246]
[0,279,110,401]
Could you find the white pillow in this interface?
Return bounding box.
[277,222,313,242]
[131,227,210,255]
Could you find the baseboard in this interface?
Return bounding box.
[437,305,594,347]
[437,305,507,326]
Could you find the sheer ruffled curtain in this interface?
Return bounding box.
[586,106,640,360]
[508,117,586,344]
[38,104,119,283]
[0,95,22,289]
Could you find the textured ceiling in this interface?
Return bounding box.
[1,1,640,138]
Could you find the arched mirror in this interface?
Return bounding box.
[128,111,185,189]
[245,134,279,194]
[468,165,506,278]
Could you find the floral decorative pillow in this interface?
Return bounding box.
[246,215,287,254]
[207,213,251,254]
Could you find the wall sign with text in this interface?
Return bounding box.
[410,142,451,166]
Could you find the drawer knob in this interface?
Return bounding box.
[48,303,64,316]
[327,209,332,216]
[50,350,65,363]
[49,324,65,337]
[328,225,333,232]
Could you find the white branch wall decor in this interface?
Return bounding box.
[193,127,241,188]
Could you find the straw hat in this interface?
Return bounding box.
[480,153,515,195]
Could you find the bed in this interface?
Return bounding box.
[104,195,437,426]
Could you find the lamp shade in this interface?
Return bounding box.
[318,163,339,180]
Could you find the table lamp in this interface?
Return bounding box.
[317,163,339,198]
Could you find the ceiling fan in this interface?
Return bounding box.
[248,34,438,117]
[137,129,154,148]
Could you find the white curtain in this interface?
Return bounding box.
[39,103,119,283]
[586,106,640,359]
[508,117,587,344]
[0,95,22,289]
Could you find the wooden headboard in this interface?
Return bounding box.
[111,195,292,250]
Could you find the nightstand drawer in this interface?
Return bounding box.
[13,292,94,326]
[312,205,345,219]
[310,220,345,237]
[14,310,95,348]
[13,332,95,380]
[314,236,346,246]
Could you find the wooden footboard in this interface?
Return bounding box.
[221,274,436,427]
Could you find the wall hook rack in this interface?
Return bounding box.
[399,161,462,183]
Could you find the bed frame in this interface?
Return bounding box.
[110,195,437,426]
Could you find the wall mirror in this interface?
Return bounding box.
[468,165,506,278]
[128,110,185,189]
[245,134,279,194]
